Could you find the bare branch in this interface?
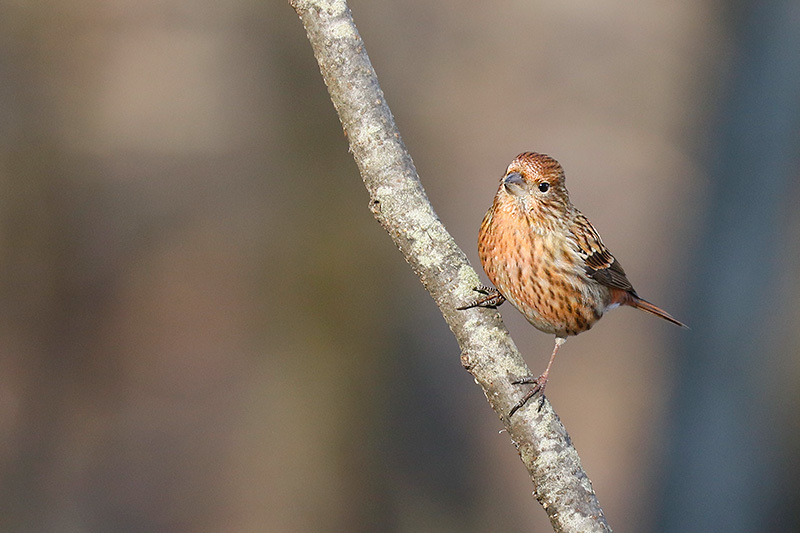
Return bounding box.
[289,1,611,531]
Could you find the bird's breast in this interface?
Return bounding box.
[478,205,610,336]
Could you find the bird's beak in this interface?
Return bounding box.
[503,172,526,196]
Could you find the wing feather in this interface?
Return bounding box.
[570,212,635,293]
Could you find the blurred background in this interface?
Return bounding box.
[1,0,799,531]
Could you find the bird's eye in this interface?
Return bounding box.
[538,182,550,193]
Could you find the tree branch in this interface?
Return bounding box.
[288,1,611,531]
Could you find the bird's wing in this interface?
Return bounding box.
[570,211,635,292]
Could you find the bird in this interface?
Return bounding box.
[460,152,687,415]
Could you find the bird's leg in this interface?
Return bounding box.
[509,337,567,416]
[457,284,506,310]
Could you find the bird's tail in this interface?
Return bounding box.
[631,297,688,329]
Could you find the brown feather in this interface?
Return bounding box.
[630,297,689,328]
[570,211,634,292]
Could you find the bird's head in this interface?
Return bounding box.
[495,152,571,225]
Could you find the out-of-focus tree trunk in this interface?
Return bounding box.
[658,1,800,531]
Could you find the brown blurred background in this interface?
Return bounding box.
[1,1,799,531]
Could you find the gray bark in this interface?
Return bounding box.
[289,1,611,531]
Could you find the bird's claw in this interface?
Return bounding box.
[457,284,506,310]
[509,375,548,416]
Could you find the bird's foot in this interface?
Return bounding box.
[457,284,505,310]
[509,374,548,416]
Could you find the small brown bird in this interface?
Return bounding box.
[462,152,686,415]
